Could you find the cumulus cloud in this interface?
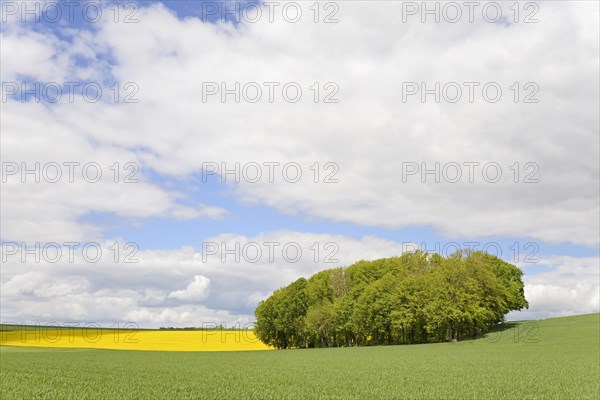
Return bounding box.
[508,256,600,321]
[1,1,598,246]
[168,275,211,302]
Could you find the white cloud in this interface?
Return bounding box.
[3,1,598,245]
[508,256,600,321]
[168,275,211,302]
[0,100,227,243]
[170,203,228,220]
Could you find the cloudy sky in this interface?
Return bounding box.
[1,0,598,327]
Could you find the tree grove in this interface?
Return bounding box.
[254,251,528,349]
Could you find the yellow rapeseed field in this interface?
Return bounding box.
[0,327,271,351]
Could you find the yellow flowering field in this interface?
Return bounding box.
[0,326,271,351]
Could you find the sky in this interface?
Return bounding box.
[0,0,599,328]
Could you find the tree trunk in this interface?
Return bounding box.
[447,323,454,342]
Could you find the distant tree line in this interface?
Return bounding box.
[158,324,250,331]
[159,327,210,331]
[254,251,528,349]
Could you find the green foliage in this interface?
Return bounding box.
[255,278,309,349]
[2,314,598,399]
[255,251,529,348]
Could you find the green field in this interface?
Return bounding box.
[1,314,598,399]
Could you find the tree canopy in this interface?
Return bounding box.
[254,251,528,349]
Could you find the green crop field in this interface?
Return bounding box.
[1,313,598,400]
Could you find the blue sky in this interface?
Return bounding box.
[82,173,597,261]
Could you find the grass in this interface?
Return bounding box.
[1,313,598,399]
